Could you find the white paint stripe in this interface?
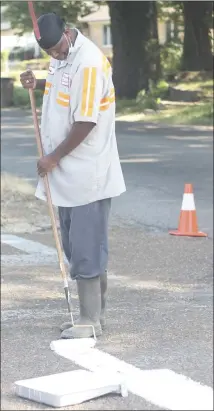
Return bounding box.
[1,254,58,266]
[181,193,196,211]
[1,234,56,255]
[51,343,213,411]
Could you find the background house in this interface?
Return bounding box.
[78,6,113,59]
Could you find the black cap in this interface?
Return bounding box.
[36,13,65,50]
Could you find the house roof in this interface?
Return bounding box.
[79,5,110,23]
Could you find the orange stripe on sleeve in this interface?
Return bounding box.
[87,68,97,117]
[58,92,69,101]
[81,68,90,116]
[100,96,109,104]
[56,99,69,107]
[100,103,110,111]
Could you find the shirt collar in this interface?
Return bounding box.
[55,29,85,69]
[66,29,85,64]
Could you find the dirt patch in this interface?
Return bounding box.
[1,173,57,233]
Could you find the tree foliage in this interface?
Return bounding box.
[1,1,94,34]
[157,1,183,22]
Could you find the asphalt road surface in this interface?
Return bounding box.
[1,108,213,410]
[1,108,213,236]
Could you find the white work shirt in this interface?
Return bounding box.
[35,29,126,207]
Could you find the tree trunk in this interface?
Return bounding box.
[108,1,152,99]
[182,1,213,71]
[150,1,162,82]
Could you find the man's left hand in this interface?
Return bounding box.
[37,154,59,177]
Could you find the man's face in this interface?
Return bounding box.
[44,32,69,61]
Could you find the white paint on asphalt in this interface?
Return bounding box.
[1,234,57,255]
[1,254,58,266]
[51,341,213,411]
[1,234,58,266]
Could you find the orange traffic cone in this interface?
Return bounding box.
[169,183,207,237]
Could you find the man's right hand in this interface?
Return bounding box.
[20,70,37,89]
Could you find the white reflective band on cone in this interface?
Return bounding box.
[181,193,196,211]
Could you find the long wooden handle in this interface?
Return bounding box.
[29,89,67,282]
[27,2,73,323]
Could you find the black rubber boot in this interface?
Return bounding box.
[61,272,108,331]
[100,271,107,329]
[60,277,102,339]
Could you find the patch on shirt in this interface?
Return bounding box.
[48,66,55,75]
[61,73,71,87]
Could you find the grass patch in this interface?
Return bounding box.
[175,71,213,82]
[171,79,213,99]
[116,73,213,126]
[117,101,213,126]
[146,101,213,126]
[116,99,142,115]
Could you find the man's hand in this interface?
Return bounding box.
[20,70,37,89]
[37,154,59,177]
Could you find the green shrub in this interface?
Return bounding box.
[1,50,9,62]
[1,50,9,71]
[149,79,169,99]
[136,89,160,111]
[160,41,182,78]
[13,86,43,108]
[136,79,169,111]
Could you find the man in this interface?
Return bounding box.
[20,12,126,339]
